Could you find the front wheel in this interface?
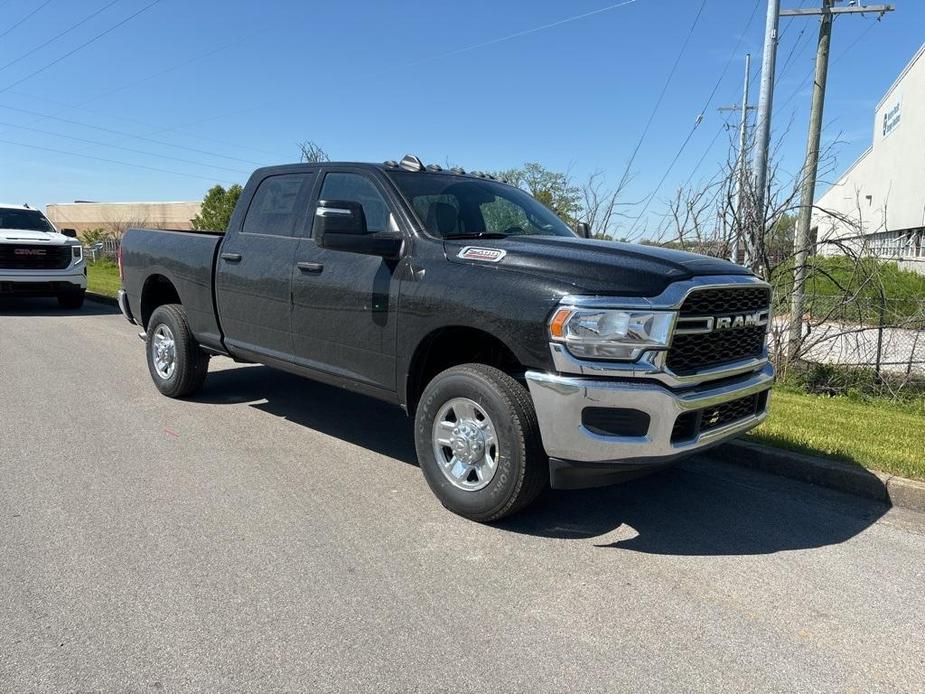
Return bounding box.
[414,364,548,522]
[145,304,209,398]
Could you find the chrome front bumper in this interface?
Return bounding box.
[525,363,773,487]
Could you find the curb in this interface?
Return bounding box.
[713,439,925,513]
[85,292,118,307]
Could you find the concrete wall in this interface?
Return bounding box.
[45,201,201,234]
[813,43,925,248]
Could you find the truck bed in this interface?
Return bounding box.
[121,227,225,350]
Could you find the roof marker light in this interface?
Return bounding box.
[399,154,425,172]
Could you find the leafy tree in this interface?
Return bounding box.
[191,184,243,231]
[766,212,796,262]
[492,162,582,227]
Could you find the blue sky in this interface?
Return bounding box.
[0,0,922,236]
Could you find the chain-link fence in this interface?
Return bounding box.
[768,294,925,378]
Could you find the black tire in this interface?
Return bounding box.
[414,364,548,522]
[57,289,85,309]
[145,304,209,398]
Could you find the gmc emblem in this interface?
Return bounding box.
[14,248,46,256]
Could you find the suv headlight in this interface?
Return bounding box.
[548,307,676,360]
[72,245,83,263]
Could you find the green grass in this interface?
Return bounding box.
[87,260,121,298]
[750,386,925,481]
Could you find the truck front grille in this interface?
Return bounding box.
[666,286,771,376]
[671,391,768,443]
[0,244,72,270]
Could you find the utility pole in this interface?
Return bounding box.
[749,0,781,272]
[783,0,894,361]
[720,54,753,263]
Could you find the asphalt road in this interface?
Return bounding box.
[2,298,925,693]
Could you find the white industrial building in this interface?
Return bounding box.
[813,42,925,273]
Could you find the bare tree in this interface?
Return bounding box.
[580,170,637,239]
[298,140,330,164]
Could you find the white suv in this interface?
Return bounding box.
[0,204,87,308]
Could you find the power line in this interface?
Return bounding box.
[0,103,263,165]
[4,89,281,158]
[0,0,124,76]
[627,0,763,237]
[0,137,237,184]
[614,0,706,194]
[403,0,643,67]
[778,17,877,115]
[0,0,54,41]
[680,110,736,192]
[0,118,251,174]
[134,0,648,156]
[0,0,162,95]
[0,28,282,160]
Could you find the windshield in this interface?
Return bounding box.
[387,171,577,239]
[0,208,55,233]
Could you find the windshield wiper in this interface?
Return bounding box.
[445,232,509,240]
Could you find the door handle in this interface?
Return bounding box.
[221,252,242,262]
[297,261,324,273]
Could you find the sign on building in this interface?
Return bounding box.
[882,97,901,138]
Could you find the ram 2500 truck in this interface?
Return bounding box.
[1,204,86,308]
[118,155,773,521]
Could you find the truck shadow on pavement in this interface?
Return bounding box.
[195,364,888,557]
[0,297,120,317]
[195,364,418,466]
[497,462,889,555]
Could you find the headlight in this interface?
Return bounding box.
[548,307,675,360]
[72,245,83,263]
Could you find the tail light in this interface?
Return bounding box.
[117,242,124,282]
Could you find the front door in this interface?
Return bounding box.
[216,171,315,359]
[290,170,402,392]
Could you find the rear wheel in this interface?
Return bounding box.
[145,304,209,398]
[57,289,85,309]
[414,364,547,522]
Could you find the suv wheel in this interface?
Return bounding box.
[145,304,209,398]
[414,364,547,522]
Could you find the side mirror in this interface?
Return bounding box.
[315,200,367,236]
[575,222,591,239]
[316,199,403,259]
[61,228,78,238]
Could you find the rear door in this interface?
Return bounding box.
[290,169,403,392]
[216,171,315,359]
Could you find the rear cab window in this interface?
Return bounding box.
[242,173,314,237]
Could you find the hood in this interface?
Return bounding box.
[0,228,72,244]
[445,235,752,296]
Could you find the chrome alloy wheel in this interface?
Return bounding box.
[151,324,177,380]
[432,397,499,491]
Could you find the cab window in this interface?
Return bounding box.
[242,173,313,237]
[317,173,390,233]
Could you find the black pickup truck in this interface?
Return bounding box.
[118,154,773,521]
